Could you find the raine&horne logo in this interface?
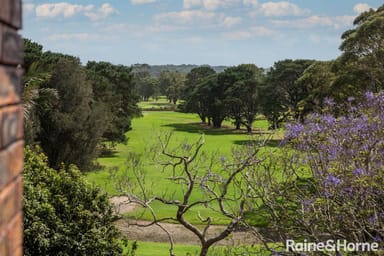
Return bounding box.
[286,239,380,253]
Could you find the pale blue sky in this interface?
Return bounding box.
[22,0,383,68]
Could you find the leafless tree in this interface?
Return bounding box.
[115,133,268,256]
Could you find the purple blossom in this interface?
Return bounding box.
[365,91,375,101]
[285,123,304,139]
[323,97,335,106]
[353,168,365,176]
[325,175,342,187]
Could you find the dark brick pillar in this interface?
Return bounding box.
[0,0,24,255]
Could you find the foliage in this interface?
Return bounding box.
[250,92,384,254]
[86,61,142,145]
[135,75,159,101]
[38,58,109,171]
[117,133,266,256]
[335,4,384,95]
[296,60,337,113]
[221,64,265,132]
[158,70,186,104]
[182,66,216,123]
[183,64,265,130]
[23,147,127,256]
[260,59,315,129]
[23,38,43,71]
[131,64,227,78]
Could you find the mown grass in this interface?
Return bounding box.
[138,97,180,110]
[87,110,284,224]
[123,240,273,256]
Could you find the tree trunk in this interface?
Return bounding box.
[212,118,222,128]
[199,114,206,124]
[199,245,209,256]
[246,125,252,133]
[235,120,241,130]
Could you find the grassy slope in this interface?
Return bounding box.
[87,110,283,224]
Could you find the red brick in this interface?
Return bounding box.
[0,65,22,106]
[0,26,23,65]
[7,141,23,182]
[7,213,23,253]
[0,178,21,226]
[0,235,8,256]
[0,105,23,149]
[10,0,22,29]
[0,0,22,29]
[0,0,11,27]
[0,141,23,191]
[11,245,22,256]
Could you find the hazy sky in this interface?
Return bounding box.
[22,0,383,68]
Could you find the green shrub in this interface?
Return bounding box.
[23,146,127,256]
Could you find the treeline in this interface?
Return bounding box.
[23,40,141,171]
[132,63,227,77]
[137,5,384,132]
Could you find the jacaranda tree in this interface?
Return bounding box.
[248,92,384,254]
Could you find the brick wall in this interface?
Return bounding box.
[0,0,24,255]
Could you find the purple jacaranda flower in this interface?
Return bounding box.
[347,96,355,102]
[353,168,365,176]
[322,115,336,125]
[375,236,382,242]
[365,91,375,101]
[285,123,304,139]
[220,156,227,163]
[301,199,314,211]
[325,175,342,187]
[368,215,376,224]
[323,97,335,106]
[344,187,353,196]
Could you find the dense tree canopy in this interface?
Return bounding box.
[260,59,314,128]
[182,66,216,123]
[220,64,265,131]
[86,61,141,145]
[22,40,142,170]
[330,4,384,101]
[24,147,125,256]
[158,70,185,104]
[38,58,109,170]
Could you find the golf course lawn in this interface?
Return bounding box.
[87,110,283,224]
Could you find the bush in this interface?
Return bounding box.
[23,146,127,256]
[250,92,384,253]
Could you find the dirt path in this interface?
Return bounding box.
[110,196,260,246]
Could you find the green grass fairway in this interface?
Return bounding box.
[138,97,180,110]
[123,241,270,256]
[87,110,283,224]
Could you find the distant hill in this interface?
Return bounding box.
[131,64,228,77]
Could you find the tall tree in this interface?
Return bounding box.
[221,64,265,131]
[296,60,337,113]
[38,58,109,170]
[182,66,216,123]
[86,61,141,145]
[260,59,314,128]
[158,70,185,104]
[135,74,159,101]
[336,4,384,95]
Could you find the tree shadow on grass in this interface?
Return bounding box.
[99,149,119,158]
[162,122,239,136]
[232,139,283,148]
[163,122,276,137]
